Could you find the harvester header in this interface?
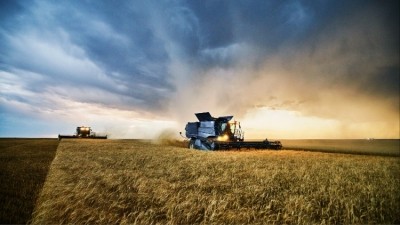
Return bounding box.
[58,126,107,140]
[183,112,282,150]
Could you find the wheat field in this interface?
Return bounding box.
[31,139,400,224]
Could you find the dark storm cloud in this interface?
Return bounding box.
[54,2,170,77]
[186,0,341,66]
[1,0,175,113]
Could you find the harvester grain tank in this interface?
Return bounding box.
[58,126,107,140]
[183,112,282,150]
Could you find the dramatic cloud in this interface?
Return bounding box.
[0,0,398,138]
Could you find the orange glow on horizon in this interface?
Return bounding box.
[239,107,398,139]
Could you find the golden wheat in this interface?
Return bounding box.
[31,139,400,224]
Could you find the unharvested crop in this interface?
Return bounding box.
[32,139,400,224]
[281,139,400,156]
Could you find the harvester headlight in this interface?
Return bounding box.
[217,134,229,141]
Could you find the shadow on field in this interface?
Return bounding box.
[0,138,59,224]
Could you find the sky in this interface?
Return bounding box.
[0,0,399,139]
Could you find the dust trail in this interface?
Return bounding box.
[152,129,187,148]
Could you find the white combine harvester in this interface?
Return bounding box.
[182,112,282,150]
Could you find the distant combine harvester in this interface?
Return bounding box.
[58,126,107,140]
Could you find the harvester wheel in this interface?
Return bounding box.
[188,139,195,149]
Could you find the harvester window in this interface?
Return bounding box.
[220,123,227,132]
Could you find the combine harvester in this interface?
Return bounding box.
[182,112,282,150]
[58,126,107,140]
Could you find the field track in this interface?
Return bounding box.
[31,139,400,224]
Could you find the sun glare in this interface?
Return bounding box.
[240,107,340,139]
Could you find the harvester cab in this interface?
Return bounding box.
[76,126,92,137]
[224,120,244,142]
[184,112,282,150]
[193,112,244,142]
